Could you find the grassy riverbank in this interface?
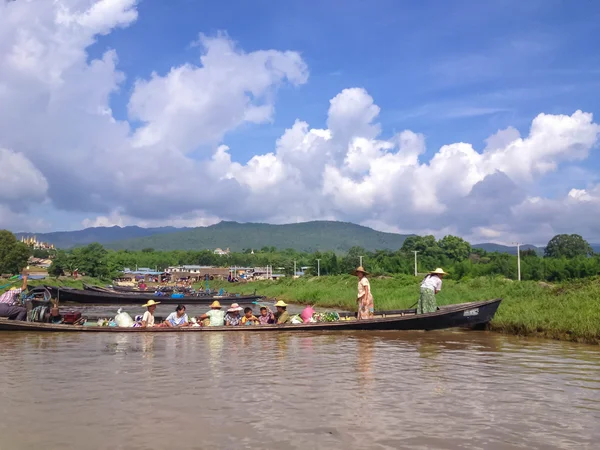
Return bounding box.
[205,275,600,344]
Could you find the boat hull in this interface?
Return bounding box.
[32,286,264,305]
[0,299,501,332]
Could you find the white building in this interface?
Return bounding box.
[165,265,215,274]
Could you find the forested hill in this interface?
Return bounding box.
[104,221,414,252]
[14,221,600,254]
[15,226,188,249]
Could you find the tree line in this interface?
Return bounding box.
[1,229,598,282]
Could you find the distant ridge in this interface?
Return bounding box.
[104,220,414,253]
[15,225,188,249]
[13,222,600,254]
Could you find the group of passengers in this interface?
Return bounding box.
[138,299,291,328]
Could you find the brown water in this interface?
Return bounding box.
[0,330,598,450]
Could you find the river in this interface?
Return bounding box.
[0,330,598,449]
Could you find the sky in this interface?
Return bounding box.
[1,0,600,245]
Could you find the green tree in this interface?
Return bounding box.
[340,246,367,273]
[4,242,31,274]
[49,250,71,277]
[71,243,109,278]
[520,249,538,258]
[401,235,438,254]
[544,234,593,258]
[0,230,31,274]
[438,235,471,261]
[32,248,52,258]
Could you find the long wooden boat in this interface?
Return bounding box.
[84,284,177,294]
[31,285,265,305]
[0,298,501,332]
[82,283,231,299]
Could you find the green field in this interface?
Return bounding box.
[204,275,600,344]
[3,274,599,344]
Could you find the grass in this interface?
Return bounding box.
[200,274,600,344]
[3,274,599,344]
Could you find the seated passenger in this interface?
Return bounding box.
[274,300,291,324]
[241,307,259,326]
[258,306,275,325]
[164,304,189,327]
[141,299,160,328]
[0,274,28,322]
[224,303,243,326]
[197,301,225,326]
[300,306,315,323]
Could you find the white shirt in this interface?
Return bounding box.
[421,275,442,293]
[142,311,155,327]
[166,312,188,326]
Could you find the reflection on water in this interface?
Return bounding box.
[0,330,599,450]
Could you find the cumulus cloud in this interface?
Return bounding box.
[0,148,48,206]
[1,0,600,244]
[129,33,309,152]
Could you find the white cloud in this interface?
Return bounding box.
[1,0,600,245]
[129,33,308,152]
[0,148,48,205]
[81,209,221,229]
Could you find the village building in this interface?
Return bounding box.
[27,256,53,269]
[213,247,231,256]
[164,265,230,281]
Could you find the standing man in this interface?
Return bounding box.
[0,274,28,321]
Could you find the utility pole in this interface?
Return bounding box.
[359,256,364,267]
[513,242,521,281]
[316,259,321,277]
[412,251,419,276]
[293,260,296,278]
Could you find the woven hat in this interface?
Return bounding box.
[142,299,161,307]
[210,300,222,309]
[227,303,243,312]
[429,268,448,275]
[351,266,368,276]
[274,300,288,307]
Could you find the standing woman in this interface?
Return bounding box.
[418,268,447,314]
[353,266,374,320]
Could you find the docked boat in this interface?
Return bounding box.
[30,285,265,305]
[83,283,227,298]
[85,284,180,294]
[0,298,502,332]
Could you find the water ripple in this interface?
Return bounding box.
[0,330,599,449]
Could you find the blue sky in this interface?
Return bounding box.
[2,0,600,244]
[89,0,600,164]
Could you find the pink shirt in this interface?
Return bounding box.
[0,288,22,305]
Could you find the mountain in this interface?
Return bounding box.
[15,226,189,249]
[104,221,413,252]
[14,221,600,254]
[472,243,543,255]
